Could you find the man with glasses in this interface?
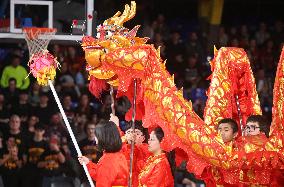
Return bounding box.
[244,115,270,138]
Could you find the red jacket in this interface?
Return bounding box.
[121,143,151,187]
[138,153,174,187]
[86,152,129,187]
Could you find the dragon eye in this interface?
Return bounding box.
[96,32,100,39]
[106,31,113,38]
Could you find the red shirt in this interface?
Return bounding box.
[86,152,129,187]
[138,153,174,187]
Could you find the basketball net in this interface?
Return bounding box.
[23,28,58,85]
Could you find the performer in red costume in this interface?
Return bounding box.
[78,121,129,187]
[138,127,174,187]
[110,114,150,187]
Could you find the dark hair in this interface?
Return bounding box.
[218,118,238,134]
[8,78,17,84]
[95,121,122,153]
[39,91,49,97]
[153,127,176,175]
[246,115,270,138]
[34,122,45,131]
[10,55,21,62]
[125,121,149,142]
[19,89,28,95]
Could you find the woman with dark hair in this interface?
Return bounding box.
[138,127,174,187]
[78,121,129,187]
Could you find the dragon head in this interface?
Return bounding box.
[82,1,149,88]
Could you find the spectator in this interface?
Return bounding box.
[56,62,78,99]
[165,31,185,73]
[4,115,28,159]
[246,38,260,70]
[45,113,68,142]
[62,94,76,121]
[22,123,48,187]
[218,27,228,46]
[239,25,249,48]
[271,20,284,48]
[155,14,170,39]
[38,137,66,187]
[184,56,201,86]
[185,32,204,61]
[11,90,31,123]
[2,78,19,109]
[28,82,41,107]
[76,93,94,118]
[32,91,54,125]
[23,115,39,140]
[64,46,85,75]
[0,55,30,90]
[79,122,102,184]
[98,94,112,120]
[0,142,23,187]
[79,122,101,163]
[0,92,10,127]
[255,22,270,45]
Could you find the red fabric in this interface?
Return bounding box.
[86,152,129,187]
[121,143,151,187]
[138,153,174,187]
[88,76,108,98]
[270,169,284,187]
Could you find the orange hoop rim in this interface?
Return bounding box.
[23,27,57,40]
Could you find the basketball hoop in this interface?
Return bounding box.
[23,27,59,85]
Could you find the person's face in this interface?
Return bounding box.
[6,137,16,148]
[81,95,89,106]
[0,94,4,103]
[134,129,145,145]
[9,117,21,131]
[68,47,76,56]
[172,32,180,41]
[40,95,49,104]
[245,122,260,136]
[250,39,257,47]
[53,44,60,53]
[218,123,237,143]
[9,80,16,90]
[28,116,38,126]
[61,62,68,73]
[125,129,134,144]
[19,93,28,102]
[148,131,161,154]
[32,82,40,91]
[11,58,20,67]
[63,96,72,107]
[188,57,197,68]
[51,114,61,125]
[35,129,45,137]
[190,32,198,41]
[86,124,96,138]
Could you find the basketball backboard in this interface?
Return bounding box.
[0,0,94,42]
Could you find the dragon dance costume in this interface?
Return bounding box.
[81,1,284,186]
